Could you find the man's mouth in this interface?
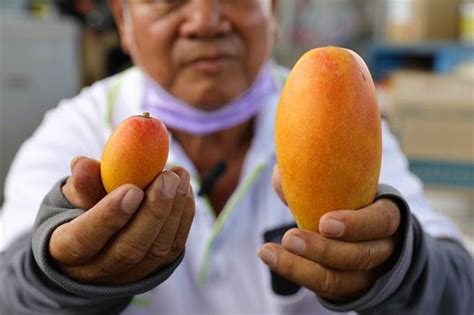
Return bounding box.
[186,54,236,73]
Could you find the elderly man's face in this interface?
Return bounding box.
[111,0,277,110]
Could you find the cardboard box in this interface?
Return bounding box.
[385,0,461,42]
[82,29,120,86]
[386,71,474,188]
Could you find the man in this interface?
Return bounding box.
[1,1,472,314]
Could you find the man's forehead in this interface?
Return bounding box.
[121,0,275,20]
[121,0,273,8]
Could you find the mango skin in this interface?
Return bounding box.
[101,113,169,193]
[275,47,382,232]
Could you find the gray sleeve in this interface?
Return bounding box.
[0,179,184,315]
[318,184,474,315]
[0,233,132,315]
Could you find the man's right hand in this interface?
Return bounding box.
[49,156,195,285]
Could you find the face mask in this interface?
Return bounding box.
[141,62,278,135]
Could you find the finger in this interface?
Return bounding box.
[272,164,287,206]
[140,168,190,265]
[168,183,195,260]
[81,171,180,278]
[50,184,144,265]
[282,228,396,271]
[319,198,401,242]
[62,156,107,209]
[114,180,196,284]
[258,243,374,300]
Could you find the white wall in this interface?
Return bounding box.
[0,15,80,204]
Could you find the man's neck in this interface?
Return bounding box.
[170,119,254,172]
[170,120,254,215]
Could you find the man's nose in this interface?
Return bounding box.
[180,0,231,39]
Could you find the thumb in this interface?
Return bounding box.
[62,156,107,209]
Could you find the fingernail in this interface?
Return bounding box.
[177,174,189,194]
[258,247,277,267]
[187,184,194,196]
[70,156,85,173]
[321,218,345,237]
[121,188,144,213]
[286,234,305,254]
[162,173,179,196]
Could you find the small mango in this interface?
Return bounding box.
[275,47,382,232]
[101,112,169,193]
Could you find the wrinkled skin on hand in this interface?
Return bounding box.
[258,165,401,301]
[49,157,195,285]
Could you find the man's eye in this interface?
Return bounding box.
[153,0,186,5]
[136,0,186,12]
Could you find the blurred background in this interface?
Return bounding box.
[0,0,473,251]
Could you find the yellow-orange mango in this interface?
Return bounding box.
[275,47,382,232]
[101,112,169,193]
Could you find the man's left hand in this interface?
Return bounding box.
[258,165,401,301]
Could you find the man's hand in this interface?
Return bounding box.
[49,156,195,285]
[259,165,401,301]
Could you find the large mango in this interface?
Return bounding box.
[275,47,382,232]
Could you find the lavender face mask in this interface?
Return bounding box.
[141,62,278,135]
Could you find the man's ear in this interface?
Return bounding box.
[108,0,131,54]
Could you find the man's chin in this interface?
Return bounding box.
[186,96,231,111]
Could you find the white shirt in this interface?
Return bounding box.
[0,67,461,315]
